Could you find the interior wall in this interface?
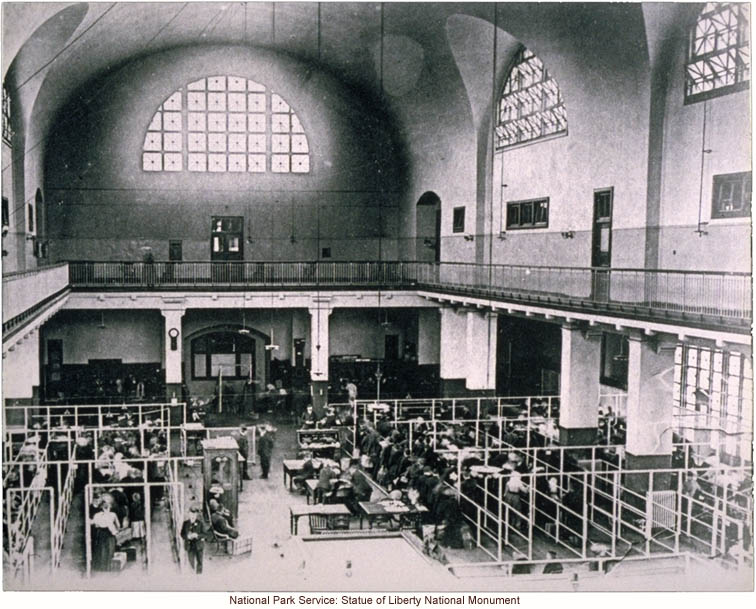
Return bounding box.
[329,308,410,359]
[657,29,751,272]
[43,44,403,262]
[42,310,163,364]
[485,4,651,269]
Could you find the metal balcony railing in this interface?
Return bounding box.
[64,260,752,326]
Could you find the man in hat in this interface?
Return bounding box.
[181,506,208,573]
[257,424,275,479]
[235,425,251,481]
[209,499,239,538]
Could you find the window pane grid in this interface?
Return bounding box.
[685,3,750,101]
[674,344,753,463]
[496,48,567,150]
[143,76,310,173]
[505,197,549,230]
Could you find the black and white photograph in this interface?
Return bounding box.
[1,0,753,599]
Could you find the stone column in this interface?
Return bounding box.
[466,310,497,392]
[439,306,467,395]
[161,308,185,423]
[558,323,601,445]
[625,334,674,491]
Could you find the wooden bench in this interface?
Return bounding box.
[289,503,352,535]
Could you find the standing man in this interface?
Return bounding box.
[346,379,358,409]
[257,425,275,479]
[235,425,251,481]
[181,506,207,574]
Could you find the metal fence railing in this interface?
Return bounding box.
[64,261,751,325]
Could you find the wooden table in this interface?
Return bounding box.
[289,503,352,535]
[283,459,305,491]
[357,501,427,530]
[304,479,319,504]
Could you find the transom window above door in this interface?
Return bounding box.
[142,75,310,174]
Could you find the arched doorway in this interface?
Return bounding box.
[416,191,441,262]
[185,325,269,414]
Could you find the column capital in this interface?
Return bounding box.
[160,307,186,318]
[308,306,333,317]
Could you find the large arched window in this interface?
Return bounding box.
[495,48,567,150]
[142,75,310,174]
[685,3,750,103]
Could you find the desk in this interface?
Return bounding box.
[283,459,305,491]
[304,479,319,505]
[289,504,352,535]
[357,501,427,530]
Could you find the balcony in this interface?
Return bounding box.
[2,263,70,335]
[62,261,751,332]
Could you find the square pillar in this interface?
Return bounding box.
[417,309,440,366]
[2,330,41,400]
[161,308,185,404]
[466,311,497,391]
[558,323,601,445]
[440,307,466,380]
[623,335,674,493]
[626,334,674,458]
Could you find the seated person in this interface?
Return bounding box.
[319,406,342,428]
[292,452,322,491]
[542,551,563,574]
[208,499,239,538]
[315,464,340,503]
[347,460,372,503]
[300,405,317,429]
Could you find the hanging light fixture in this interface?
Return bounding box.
[265,292,279,351]
[239,307,250,334]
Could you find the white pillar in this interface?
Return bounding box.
[308,306,332,381]
[626,335,674,458]
[417,309,440,365]
[2,331,41,399]
[440,307,467,379]
[161,309,185,385]
[466,311,497,390]
[559,323,601,444]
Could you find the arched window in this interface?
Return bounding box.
[2,85,12,145]
[142,75,310,174]
[495,48,567,150]
[685,3,750,103]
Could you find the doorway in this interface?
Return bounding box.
[210,217,243,261]
[415,191,441,263]
[591,188,613,302]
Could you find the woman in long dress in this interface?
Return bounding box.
[92,498,120,571]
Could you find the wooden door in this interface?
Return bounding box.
[591,188,613,301]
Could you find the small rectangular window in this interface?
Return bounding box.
[452,207,465,233]
[711,172,751,219]
[505,197,549,230]
[2,196,9,227]
[321,247,332,259]
[27,203,34,233]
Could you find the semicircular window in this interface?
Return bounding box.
[495,48,567,150]
[142,75,310,174]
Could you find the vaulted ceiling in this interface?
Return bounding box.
[3,2,693,174]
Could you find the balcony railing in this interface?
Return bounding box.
[64,261,752,328]
[2,263,70,333]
